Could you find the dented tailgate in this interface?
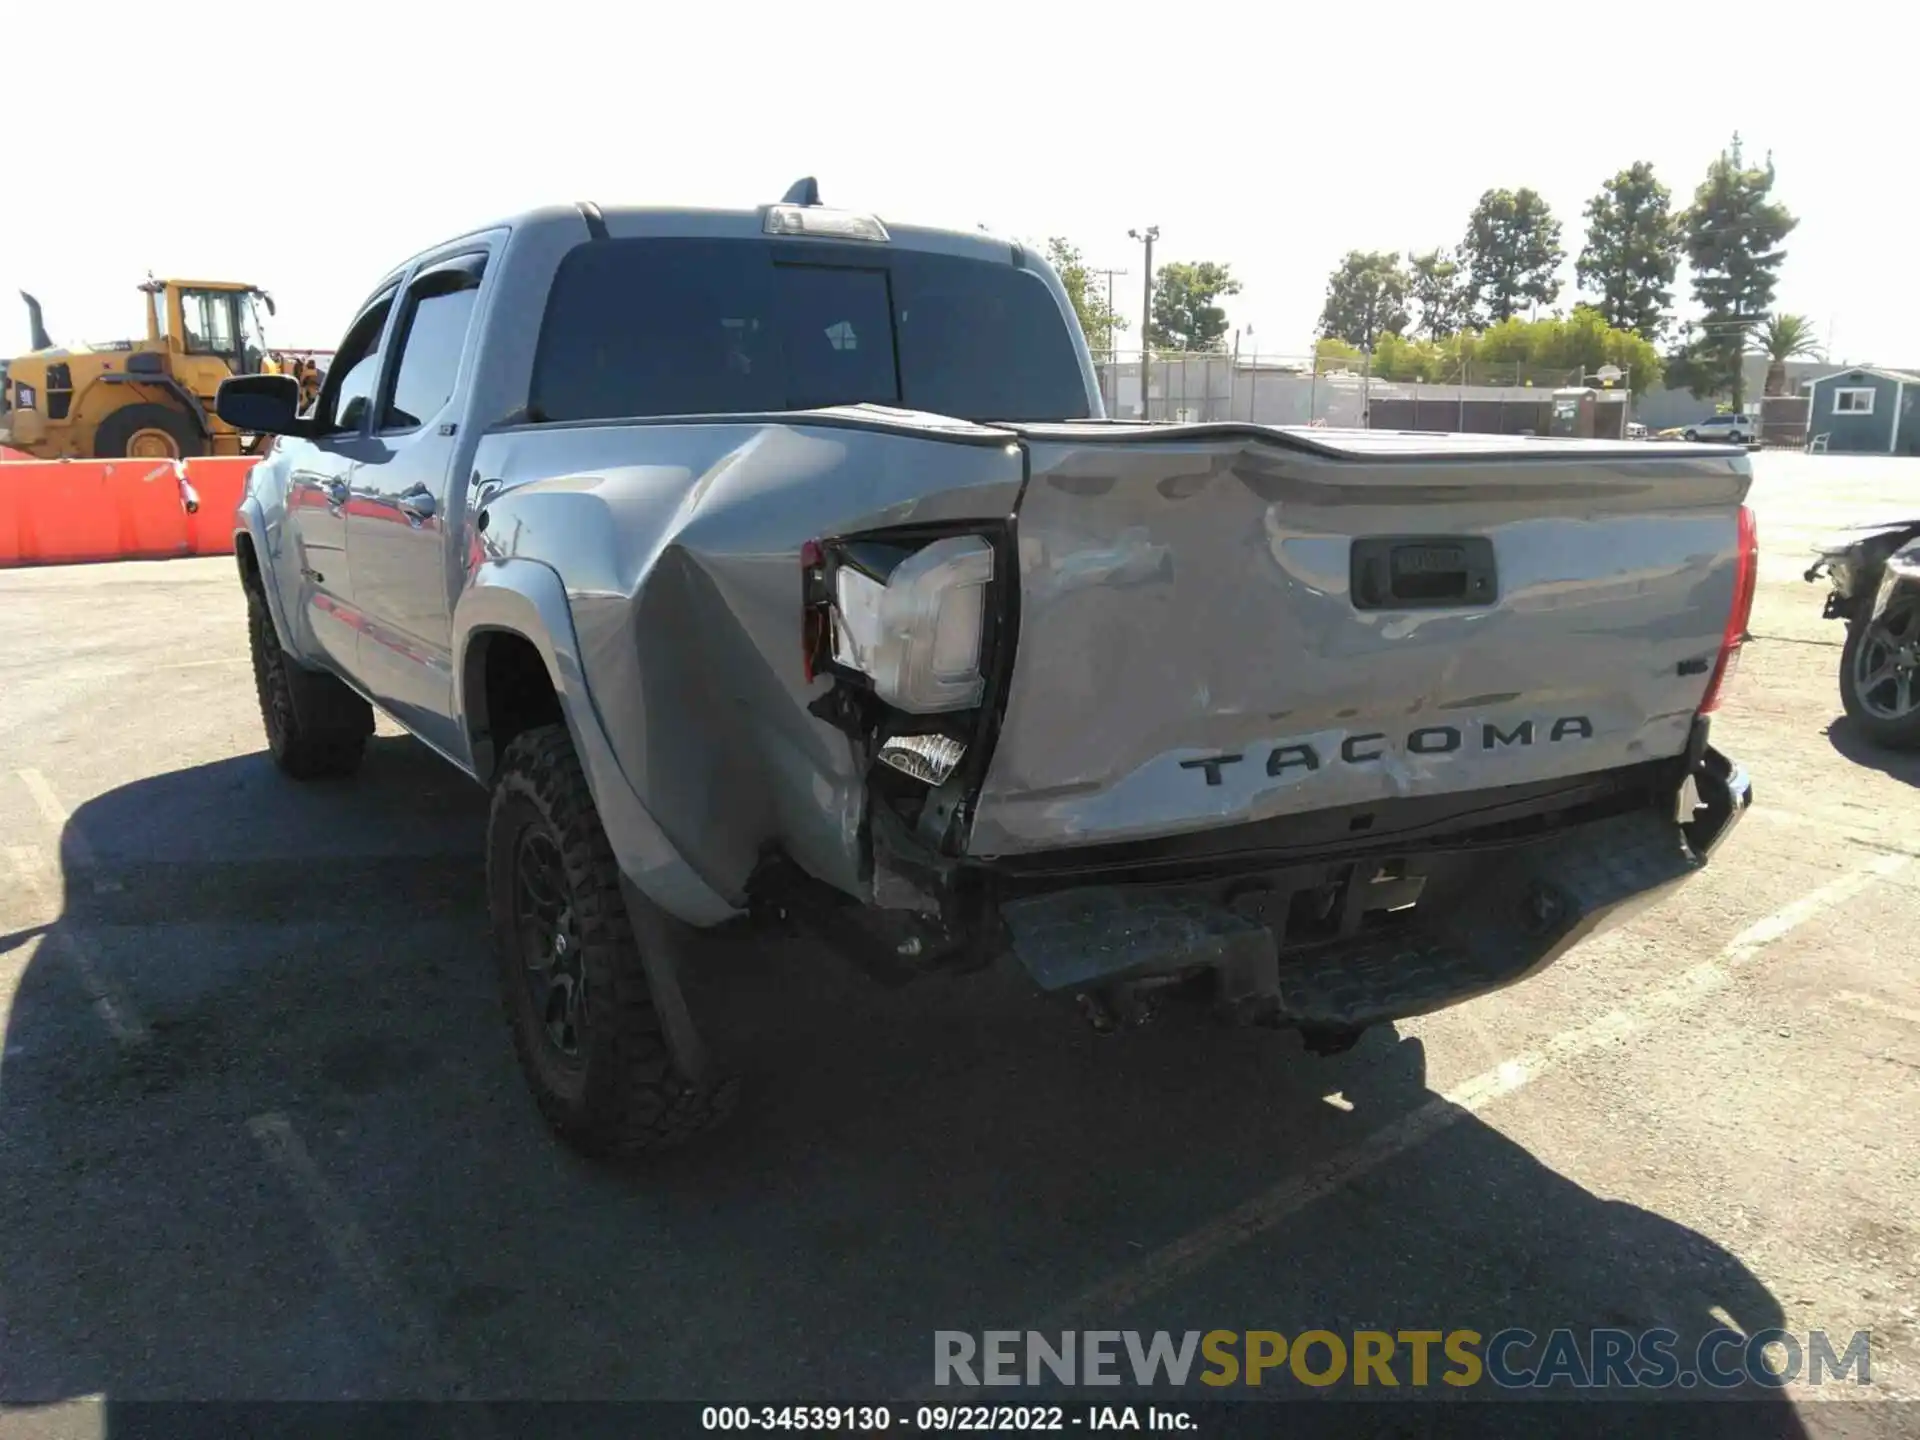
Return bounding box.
[964,426,1751,857]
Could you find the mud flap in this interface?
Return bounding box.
[618,875,714,1087]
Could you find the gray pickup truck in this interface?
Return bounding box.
[217,182,1755,1160]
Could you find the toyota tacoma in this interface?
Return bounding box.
[216,181,1756,1159]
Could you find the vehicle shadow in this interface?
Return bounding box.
[0,741,1826,1436]
[1825,715,1920,785]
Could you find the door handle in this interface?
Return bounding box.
[396,491,438,523]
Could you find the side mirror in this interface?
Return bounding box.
[217,373,307,436]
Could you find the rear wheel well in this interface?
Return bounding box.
[468,630,564,781]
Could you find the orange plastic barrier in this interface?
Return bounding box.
[0,455,260,568]
[181,457,259,557]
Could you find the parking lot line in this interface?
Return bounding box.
[247,1112,487,1414]
[1015,851,1911,1335]
[5,846,149,1049]
[14,767,120,894]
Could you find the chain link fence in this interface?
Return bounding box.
[1092,351,1633,435]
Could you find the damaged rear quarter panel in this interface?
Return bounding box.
[468,414,1024,906]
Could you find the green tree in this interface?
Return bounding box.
[1754,313,1822,396]
[1407,248,1472,338]
[1370,332,1449,382]
[1313,336,1365,373]
[1316,250,1410,349]
[1659,340,1719,404]
[1043,237,1128,359]
[1676,134,1797,408]
[1576,161,1679,340]
[1460,188,1566,324]
[1148,260,1241,353]
[1320,313,1659,393]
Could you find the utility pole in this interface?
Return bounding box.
[1128,226,1158,350]
[1128,226,1158,419]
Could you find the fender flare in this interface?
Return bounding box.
[234,494,296,654]
[452,559,740,928]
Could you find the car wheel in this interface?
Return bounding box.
[1683,430,1698,442]
[488,723,739,1158]
[245,577,372,779]
[1839,603,1920,748]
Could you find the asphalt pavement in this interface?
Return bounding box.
[0,450,1915,1436]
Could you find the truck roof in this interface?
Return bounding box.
[396,201,1024,285]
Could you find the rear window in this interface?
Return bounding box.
[528,237,1091,424]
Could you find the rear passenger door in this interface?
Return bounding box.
[346,245,494,758]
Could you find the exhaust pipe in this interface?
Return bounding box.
[20,292,52,352]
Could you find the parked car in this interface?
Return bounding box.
[215,184,1757,1161]
[1806,520,1920,746]
[1626,422,1649,440]
[1684,413,1758,445]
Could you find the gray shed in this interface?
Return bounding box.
[1805,367,1920,454]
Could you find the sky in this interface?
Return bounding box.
[3,1,1911,368]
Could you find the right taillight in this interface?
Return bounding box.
[804,533,996,714]
[1698,503,1758,715]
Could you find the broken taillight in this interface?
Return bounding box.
[1698,504,1758,715]
[801,538,827,681]
[801,533,995,713]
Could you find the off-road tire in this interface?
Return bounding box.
[1839,620,1920,749]
[93,403,207,460]
[488,724,738,1158]
[245,580,372,779]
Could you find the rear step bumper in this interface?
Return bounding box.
[998,749,1752,1030]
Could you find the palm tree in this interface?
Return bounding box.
[1755,313,1823,396]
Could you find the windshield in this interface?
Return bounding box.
[528,237,1092,424]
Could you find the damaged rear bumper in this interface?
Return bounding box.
[994,748,1752,1032]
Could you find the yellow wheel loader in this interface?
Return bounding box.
[0,281,326,461]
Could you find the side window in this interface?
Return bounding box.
[315,290,397,434]
[378,257,486,433]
